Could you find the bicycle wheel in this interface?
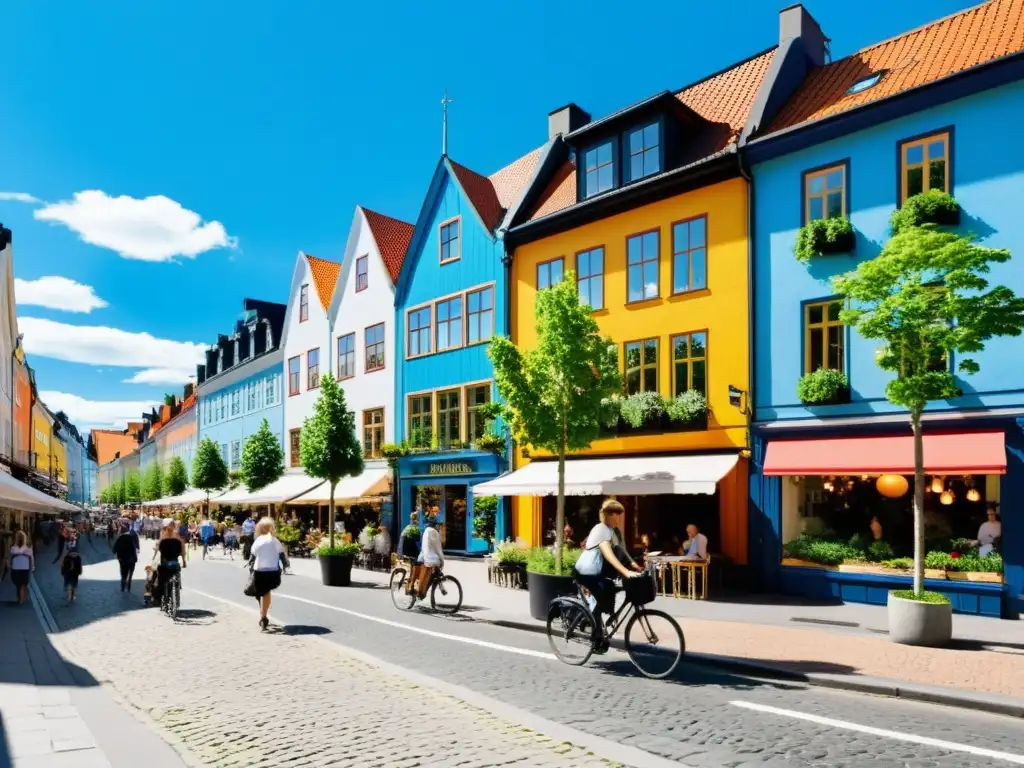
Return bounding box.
[623,608,685,679]
[546,599,596,666]
[430,575,462,615]
[389,568,415,611]
[169,578,179,620]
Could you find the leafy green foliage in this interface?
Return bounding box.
[123,469,142,504]
[494,540,528,565]
[277,523,302,547]
[867,540,895,562]
[880,558,913,570]
[164,457,188,497]
[891,589,950,604]
[925,550,954,569]
[472,495,498,541]
[487,273,621,571]
[794,217,855,263]
[889,190,959,235]
[783,535,861,565]
[300,373,364,547]
[525,546,582,576]
[317,542,361,558]
[600,397,622,429]
[949,537,977,555]
[620,391,666,428]
[666,389,708,423]
[240,418,285,492]
[946,553,1003,573]
[796,368,850,405]
[142,462,164,502]
[474,432,505,455]
[192,437,230,495]
[379,442,408,470]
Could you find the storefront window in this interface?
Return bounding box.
[437,389,461,449]
[408,395,432,448]
[467,384,491,442]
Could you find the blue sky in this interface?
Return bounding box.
[0,0,978,431]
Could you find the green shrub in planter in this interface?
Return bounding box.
[783,535,860,565]
[924,550,954,569]
[889,190,960,235]
[494,539,528,565]
[881,557,913,570]
[797,368,850,405]
[948,537,977,556]
[867,540,895,562]
[474,433,505,455]
[666,389,708,424]
[891,589,950,604]
[620,391,666,429]
[317,542,361,558]
[526,546,581,576]
[794,217,855,263]
[277,524,302,548]
[379,442,408,469]
[947,553,1003,573]
[600,397,622,430]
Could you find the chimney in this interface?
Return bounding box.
[548,103,591,140]
[780,4,827,67]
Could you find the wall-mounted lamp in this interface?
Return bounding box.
[728,385,749,415]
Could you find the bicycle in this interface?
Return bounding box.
[160,565,181,620]
[389,560,463,615]
[546,572,685,679]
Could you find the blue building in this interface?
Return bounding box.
[393,154,540,552]
[743,1,1024,617]
[196,299,287,472]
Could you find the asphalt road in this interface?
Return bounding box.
[171,554,1024,768]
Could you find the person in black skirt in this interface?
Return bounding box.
[248,517,283,631]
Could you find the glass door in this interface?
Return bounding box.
[443,485,468,551]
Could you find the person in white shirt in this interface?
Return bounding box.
[976,504,1002,557]
[8,530,35,605]
[415,517,445,599]
[249,517,283,631]
[681,524,708,561]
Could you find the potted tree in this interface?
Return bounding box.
[301,373,364,587]
[487,272,622,621]
[835,217,1024,646]
[240,418,285,519]
[192,437,229,518]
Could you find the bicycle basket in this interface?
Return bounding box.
[624,573,657,606]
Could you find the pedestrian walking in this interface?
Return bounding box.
[200,517,215,560]
[223,525,239,561]
[240,515,256,562]
[61,536,83,602]
[8,530,35,605]
[248,517,283,631]
[112,522,140,592]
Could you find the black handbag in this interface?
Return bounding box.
[243,568,257,597]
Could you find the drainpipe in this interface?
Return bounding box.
[736,149,755,451]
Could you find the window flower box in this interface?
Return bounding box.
[889,190,960,235]
[794,217,855,264]
[797,369,850,406]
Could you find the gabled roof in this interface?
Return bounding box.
[303,253,341,312]
[767,0,1024,133]
[523,48,777,223]
[360,207,415,283]
[489,146,544,210]
[92,428,140,467]
[448,158,505,232]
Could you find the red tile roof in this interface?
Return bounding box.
[92,429,141,466]
[768,0,1024,133]
[489,146,544,209]
[525,49,777,222]
[361,207,414,284]
[448,158,505,232]
[304,253,341,312]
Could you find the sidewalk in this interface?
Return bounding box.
[0,542,189,768]
[283,555,1024,715]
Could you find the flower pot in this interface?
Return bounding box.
[887,592,952,647]
[949,571,1003,583]
[527,570,576,621]
[319,553,354,587]
[493,563,527,589]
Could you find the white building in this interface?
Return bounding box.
[0,226,15,473]
[281,252,340,472]
[328,206,414,457]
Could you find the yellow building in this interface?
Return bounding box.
[487,53,775,567]
[31,401,54,478]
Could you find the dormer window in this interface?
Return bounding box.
[627,122,660,181]
[299,284,309,322]
[583,141,615,198]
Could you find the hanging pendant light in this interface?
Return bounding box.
[940,489,955,505]
[966,488,981,502]
[876,474,909,499]
[931,476,945,494]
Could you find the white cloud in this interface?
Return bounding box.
[0,192,41,204]
[38,391,156,430]
[121,368,195,385]
[33,190,238,262]
[14,276,109,313]
[18,317,205,384]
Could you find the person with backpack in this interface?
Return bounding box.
[61,536,84,603]
[112,522,141,592]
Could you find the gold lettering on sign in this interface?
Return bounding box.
[429,462,472,475]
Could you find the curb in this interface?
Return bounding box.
[477,615,1024,720]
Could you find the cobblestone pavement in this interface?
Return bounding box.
[29,541,654,768]
[186,554,1024,768]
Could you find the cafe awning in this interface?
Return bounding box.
[762,430,1007,476]
[287,468,390,505]
[471,454,739,497]
[0,472,80,514]
[240,473,323,505]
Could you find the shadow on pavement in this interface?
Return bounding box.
[276,625,332,636]
[593,656,811,691]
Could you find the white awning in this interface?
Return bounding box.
[471,454,739,497]
[211,484,250,505]
[286,468,390,504]
[155,487,228,507]
[0,472,80,514]
[239,474,323,505]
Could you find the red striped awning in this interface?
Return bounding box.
[763,431,1006,476]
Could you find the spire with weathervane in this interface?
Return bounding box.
[441,89,453,157]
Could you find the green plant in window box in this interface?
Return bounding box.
[880,557,914,571]
[797,368,850,405]
[379,442,408,470]
[948,537,977,556]
[889,190,960,235]
[666,389,708,425]
[947,553,1003,573]
[924,550,954,570]
[620,391,667,429]
[474,432,505,455]
[867,540,895,563]
[794,217,856,264]
[600,396,622,432]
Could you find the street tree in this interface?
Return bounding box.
[487,273,621,572]
[834,221,1024,596]
[192,437,230,515]
[142,462,164,502]
[240,418,285,492]
[123,469,142,506]
[300,373,363,549]
[164,457,189,497]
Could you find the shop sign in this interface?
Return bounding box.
[429,462,473,476]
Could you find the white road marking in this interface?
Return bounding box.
[190,588,557,661]
[731,701,1024,765]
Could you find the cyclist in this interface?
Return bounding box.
[399,512,421,595]
[155,520,187,604]
[573,499,641,651]
[414,515,444,599]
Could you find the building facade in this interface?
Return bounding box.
[12,344,31,473]
[0,225,15,473]
[197,299,286,472]
[744,0,1024,617]
[281,253,340,472]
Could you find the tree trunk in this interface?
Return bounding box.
[911,406,925,595]
[555,441,566,574]
[328,482,337,549]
